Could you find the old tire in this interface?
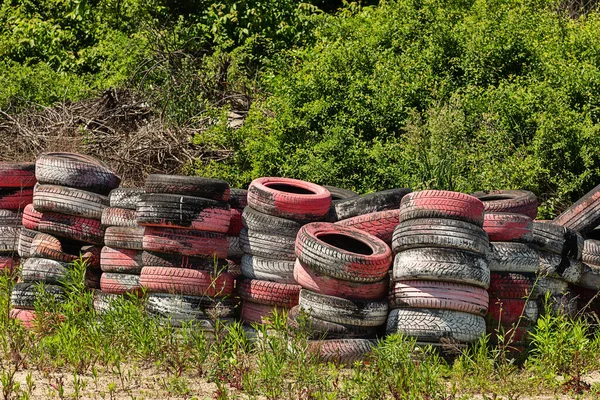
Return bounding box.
[0,188,33,210]
[33,184,108,220]
[105,226,145,250]
[532,222,583,259]
[553,183,600,235]
[239,228,296,261]
[239,255,296,284]
[538,252,583,284]
[236,279,301,308]
[488,242,539,273]
[483,213,533,242]
[0,163,36,188]
[140,266,234,297]
[0,226,20,254]
[145,174,230,201]
[228,188,248,209]
[488,273,533,299]
[335,209,399,245]
[241,206,302,237]
[11,282,64,310]
[20,258,70,284]
[146,293,235,327]
[100,273,142,295]
[0,210,23,226]
[287,306,377,339]
[583,239,600,266]
[323,185,359,201]
[307,339,376,364]
[487,299,538,326]
[399,190,484,226]
[100,247,143,274]
[471,190,538,219]
[108,188,145,210]
[142,227,227,258]
[329,188,411,221]
[101,207,138,228]
[30,233,100,267]
[141,251,224,271]
[34,210,104,245]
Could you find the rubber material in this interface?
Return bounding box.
[323,186,359,201]
[20,258,70,284]
[532,222,583,259]
[583,239,600,266]
[33,209,104,245]
[294,259,388,301]
[578,264,600,291]
[540,293,577,317]
[0,162,36,188]
[240,301,283,324]
[21,204,42,230]
[329,188,411,221]
[296,222,392,283]
[0,226,20,254]
[533,276,569,297]
[140,266,234,297]
[0,188,33,210]
[287,306,377,339]
[11,282,64,310]
[30,233,100,267]
[236,279,301,308]
[392,248,490,289]
[0,256,18,271]
[241,206,302,237]
[0,210,23,226]
[33,184,108,220]
[335,209,399,245]
[105,226,145,250]
[100,273,142,295]
[538,251,583,284]
[17,228,37,258]
[9,309,37,329]
[35,152,120,194]
[399,190,484,226]
[145,293,235,327]
[101,207,138,228]
[471,190,538,219]
[100,247,143,274]
[145,174,230,201]
[307,339,376,364]
[554,183,600,235]
[386,308,486,343]
[488,273,533,299]
[109,188,145,209]
[141,251,225,271]
[392,218,489,256]
[483,213,533,242]
[142,227,227,258]
[239,255,295,283]
[488,242,539,273]
[228,236,244,259]
[239,228,296,261]
[487,299,538,326]
[228,208,244,236]
[228,188,248,209]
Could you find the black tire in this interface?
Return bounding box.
[470,190,538,219]
[104,227,145,250]
[386,308,486,343]
[532,222,583,260]
[145,293,235,328]
[33,184,109,220]
[328,188,411,221]
[35,152,120,195]
[538,251,583,284]
[101,207,138,228]
[141,251,226,271]
[11,282,64,310]
[488,242,539,273]
[583,239,600,267]
[92,290,121,314]
[228,236,243,259]
[577,264,600,291]
[392,248,490,288]
[553,183,600,235]
[533,276,569,297]
[100,273,141,295]
[539,293,577,318]
[323,186,359,201]
[241,206,302,237]
[18,228,38,258]
[298,289,388,327]
[145,174,230,201]
[228,188,248,208]
[240,255,296,284]
[21,258,70,284]
[239,228,296,261]
[307,339,376,364]
[392,218,489,256]
[109,188,145,210]
[0,210,22,226]
[287,306,377,339]
[0,226,20,254]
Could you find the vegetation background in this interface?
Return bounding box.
[1,0,600,217]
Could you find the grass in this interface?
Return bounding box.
[1,261,600,399]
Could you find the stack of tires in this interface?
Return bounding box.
[480,200,539,347]
[138,175,235,331]
[387,191,490,348]
[226,189,247,277]
[573,239,600,315]
[96,187,146,311]
[289,222,391,363]
[238,177,331,325]
[12,153,119,327]
[0,163,35,274]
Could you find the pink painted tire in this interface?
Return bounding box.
[30,232,100,267]
[236,279,301,308]
[10,309,37,329]
[335,209,399,245]
[0,163,36,188]
[399,190,485,226]
[28,208,104,245]
[228,208,244,236]
[0,188,33,211]
[389,280,489,316]
[0,256,18,272]
[483,213,533,242]
[142,227,228,258]
[22,204,42,230]
[100,247,143,274]
[248,177,331,221]
[296,222,392,282]
[140,266,234,297]
[100,273,142,296]
[293,260,388,301]
[307,339,376,364]
[240,301,284,324]
[471,190,538,219]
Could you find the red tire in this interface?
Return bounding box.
[0,188,33,210]
[236,279,301,308]
[483,213,533,242]
[487,299,538,326]
[0,163,36,188]
[30,233,101,267]
[471,190,538,219]
[296,223,392,282]
[142,227,228,258]
[34,210,104,245]
[240,301,283,324]
[100,273,142,295]
[487,325,530,344]
[488,273,532,299]
[9,309,36,329]
[335,209,399,245]
[144,174,230,201]
[389,281,489,316]
[22,204,42,230]
[140,266,234,297]
[399,190,484,226]
[0,256,18,272]
[104,226,145,250]
[293,260,388,301]
[228,208,244,236]
[248,177,331,221]
[100,247,143,273]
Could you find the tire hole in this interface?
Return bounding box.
[265,183,315,195]
[478,195,514,202]
[317,233,373,255]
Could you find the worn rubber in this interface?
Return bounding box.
[554,183,600,235]
[392,218,490,256]
[30,232,100,267]
[583,239,600,267]
[294,259,388,301]
[487,299,538,326]
[35,152,120,194]
[228,208,244,236]
[483,213,533,242]
[104,226,144,250]
[101,207,138,228]
[9,309,37,329]
[307,339,376,364]
[392,248,490,288]
[538,251,583,284]
[399,190,484,226]
[389,281,489,316]
[298,289,388,327]
[21,204,42,230]
[241,206,302,237]
[239,255,295,283]
[488,242,539,273]
[240,301,283,324]
[0,210,23,226]
[0,188,33,210]
[471,190,538,219]
[248,177,332,222]
[335,209,399,245]
[136,193,231,233]
[145,174,230,201]
[17,228,37,258]
[539,293,577,317]
[228,188,248,209]
[20,258,70,284]
[141,251,224,271]
[296,223,392,283]
[0,226,20,254]
[488,273,533,299]
[145,293,235,327]
[11,282,64,310]
[329,188,411,221]
[140,266,234,297]
[532,222,583,260]
[228,236,243,259]
[533,276,569,297]
[0,256,18,271]
[287,306,377,339]
[239,228,296,260]
[323,186,359,201]
[0,162,36,188]
[100,273,142,295]
[142,227,227,258]
[386,308,486,343]
[578,264,600,291]
[109,188,145,210]
[32,209,104,245]
[100,247,143,274]
[236,279,301,308]
[33,184,108,220]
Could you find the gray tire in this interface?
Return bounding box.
[578,264,600,291]
[109,188,145,210]
[21,258,70,284]
[104,227,145,250]
[532,222,583,260]
[0,226,20,254]
[145,293,235,328]
[539,251,583,284]
[11,282,64,310]
[239,228,296,261]
[101,207,138,228]
[308,339,376,364]
[241,206,302,237]
[240,255,295,284]
[18,228,38,258]
[0,210,22,226]
[488,242,539,273]
[329,188,411,221]
[533,276,569,297]
[228,236,244,259]
[33,184,108,220]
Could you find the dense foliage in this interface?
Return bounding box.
[2,0,600,216]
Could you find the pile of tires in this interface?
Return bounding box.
[238,177,332,325]
[288,222,392,363]
[388,190,490,348]
[12,153,120,327]
[475,190,540,346]
[225,188,247,277]
[0,162,35,275]
[573,239,600,314]
[138,175,235,331]
[95,187,146,311]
